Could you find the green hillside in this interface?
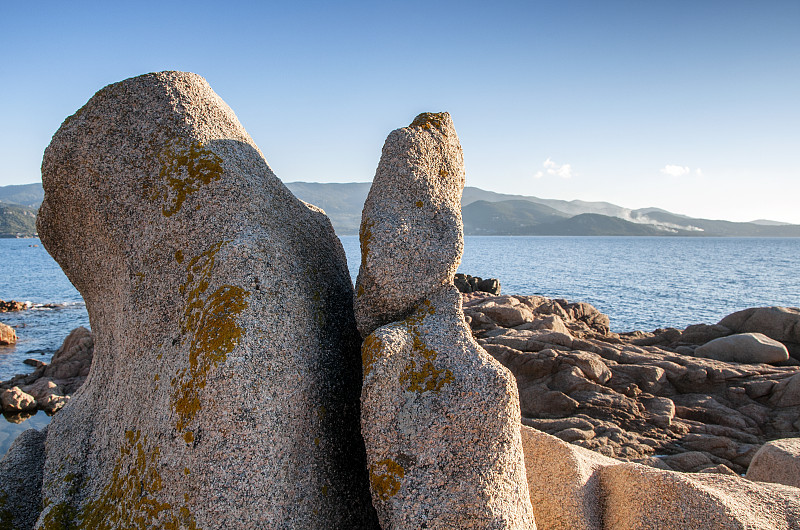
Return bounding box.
[463,200,568,235]
[0,203,37,237]
[0,183,44,208]
[3,181,800,237]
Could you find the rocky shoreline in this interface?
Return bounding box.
[4,298,799,479]
[464,294,800,475]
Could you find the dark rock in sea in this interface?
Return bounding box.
[454,273,501,295]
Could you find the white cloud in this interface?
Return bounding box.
[660,164,691,177]
[536,157,573,179]
[695,168,703,177]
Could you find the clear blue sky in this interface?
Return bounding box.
[1,1,798,222]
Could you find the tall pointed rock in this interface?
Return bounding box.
[356,113,536,529]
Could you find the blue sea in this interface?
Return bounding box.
[1,235,799,453]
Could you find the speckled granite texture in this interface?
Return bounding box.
[36,71,377,529]
[354,112,465,338]
[357,113,535,529]
[0,429,45,530]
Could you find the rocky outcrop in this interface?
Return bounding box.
[0,429,45,530]
[454,273,501,295]
[465,293,800,475]
[522,426,800,530]
[357,113,534,528]
[0,322,16,345]
[720,306,800,358]
[695,332,789,364]
[0,326,91,415]
[0,300,28,312]
[746,437,800,488]
[35,72,376,528]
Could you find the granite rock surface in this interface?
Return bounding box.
[746,437,800,488]
[354,112,465,338]
[35,71,376,529]
[358,113,534,529]
[0,429,45,530]
[694,332,789,364]
[522,426,800,530]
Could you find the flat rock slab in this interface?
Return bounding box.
[36,71,376,528]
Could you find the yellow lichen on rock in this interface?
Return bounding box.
[361,334,383,377]
[359,220,374,266]
[41,431,198,530]
[409,112,449,135]
[369,458,405,501]
[146,139,223,217]
[396,301,454,393]
[172,241,250,436]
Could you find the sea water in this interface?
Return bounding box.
[1,236,799,453]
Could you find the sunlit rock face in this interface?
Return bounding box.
[36,71,377,529]
[357,113,535,529]
[354,112,465,339]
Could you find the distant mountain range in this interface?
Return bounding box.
[2,181,799,237]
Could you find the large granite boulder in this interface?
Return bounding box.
[0,429,45,530]
[357,113,534,529]
[720,307,800,356]
[694,332,789,364]
[520,425,615,530]
[746,438,800,488]
[521,426,800,529]
[354,112,465,338]
[600,462,800,529]
[36,71,376,528]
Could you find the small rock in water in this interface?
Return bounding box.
[454,273,501,295]
[0,322,16,345]
[0,387,36,413]
[0,300,28,313]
